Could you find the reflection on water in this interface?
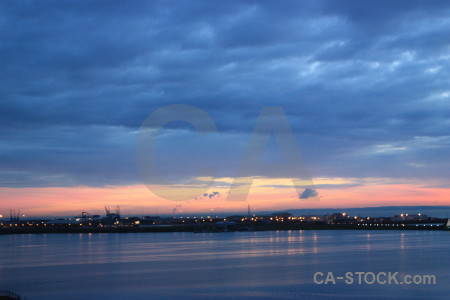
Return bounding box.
[0,230,449,299]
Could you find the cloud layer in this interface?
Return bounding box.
[0,0,449,188]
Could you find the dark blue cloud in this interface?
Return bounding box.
[299,188,319,199]
[0,0,449,187]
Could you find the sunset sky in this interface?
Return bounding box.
[0,0,449,217]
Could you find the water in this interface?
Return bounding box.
[0,230,448,299]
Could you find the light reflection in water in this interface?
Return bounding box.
[365,233,372,251]
[0,231,448,300]
[400,232,406,250]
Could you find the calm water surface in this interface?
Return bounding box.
[0,230,448,299]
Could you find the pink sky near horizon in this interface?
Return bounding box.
[0,178,449,217]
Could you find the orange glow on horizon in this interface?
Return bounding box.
[0,178,449,217]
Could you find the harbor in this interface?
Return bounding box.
[2,207,449,234]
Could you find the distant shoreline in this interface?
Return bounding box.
[1,223,448,235]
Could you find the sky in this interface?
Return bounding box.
[0,0,449,217]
